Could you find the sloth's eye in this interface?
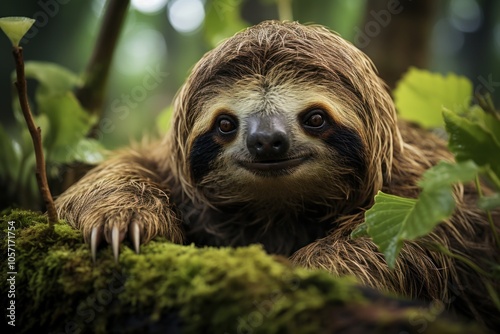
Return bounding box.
[303,110,326,128]
[217,116,238,134]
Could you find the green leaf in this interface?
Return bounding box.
[0,17,35,47]
[365,161,479,268]
[418,160,479,190]
[365,193,416,268]
[9,61,98,166]
[393,68,472,128]
[365,189,455,268]
[21,61,80,95]
[443,109,500,178]
[350,223,368,239]
[478,193,500,211]
[460,104,500,147]
[37,92,95,162]
[58,138,106,165]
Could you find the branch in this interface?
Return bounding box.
[12,46,58,226]
[75,0,130,116]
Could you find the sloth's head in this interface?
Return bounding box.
[169,21,402,213]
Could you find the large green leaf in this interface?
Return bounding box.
[418,160,480,190]
[363,161,480,268]
[443,109,500,178]
[365,189,455,268]
[393,68,472,128]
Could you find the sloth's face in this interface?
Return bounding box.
[187,79,367,204]
[173,22,399,208]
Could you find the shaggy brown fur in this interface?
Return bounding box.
[56,21,499,328]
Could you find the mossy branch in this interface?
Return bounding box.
[12,46,58,226]
[75,0,130,116]
[0,210,487,334]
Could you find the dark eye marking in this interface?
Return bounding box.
[298,106,366,184]
[190,133,222,183]
[189,113,238,182]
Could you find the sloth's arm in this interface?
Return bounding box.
[55,148,184,261]
[289,224,447,299]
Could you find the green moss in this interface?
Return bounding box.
[0,210,486,333]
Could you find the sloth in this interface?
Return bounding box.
[56,21,499,327]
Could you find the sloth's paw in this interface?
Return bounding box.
[80,207,183,262]
[86,210,146,262]
[56,192,184,262]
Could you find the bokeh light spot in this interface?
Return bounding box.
[432,19,465,56]
[449,0,482,33]
[131,0,169,14]
[116,27,167,75]
[168,0,205,34]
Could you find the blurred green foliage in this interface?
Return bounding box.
[0,60,105,209]
[393,68,473,128]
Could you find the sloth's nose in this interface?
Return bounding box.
[246,115,290,160]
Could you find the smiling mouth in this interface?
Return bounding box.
[239,156,310,173]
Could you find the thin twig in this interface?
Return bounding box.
[13,46,58,226]
[430,242,500,311]
[476,93,500,120]
[430,242,490,277]
[75,0,130,116]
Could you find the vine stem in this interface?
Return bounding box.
[475,175,500,248]
[13,46,58,226]
[277,0,293,21]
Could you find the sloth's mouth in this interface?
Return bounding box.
[239,156,310,174]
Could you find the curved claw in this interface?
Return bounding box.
[112,225,120,263]
[129,220,141,254]
[90,226,103,262]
